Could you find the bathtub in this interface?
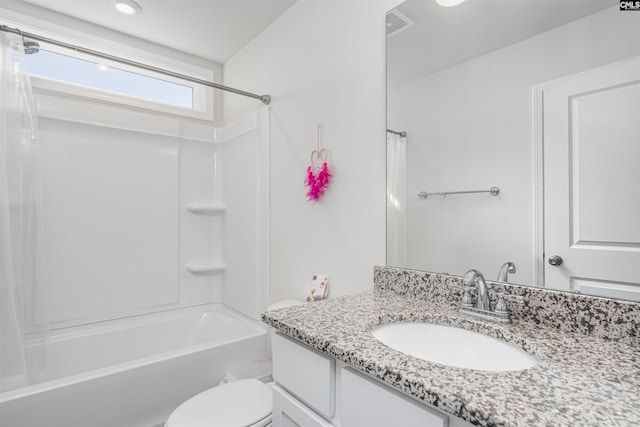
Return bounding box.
[0,304,268,427]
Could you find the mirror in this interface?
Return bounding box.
[386,0,640,299]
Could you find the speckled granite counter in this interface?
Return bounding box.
[263,267,640,427]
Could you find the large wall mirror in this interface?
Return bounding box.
[386,0,640,301]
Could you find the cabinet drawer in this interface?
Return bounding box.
[272,333,335,418]
[272,385,333,427]
[341,367,448,427]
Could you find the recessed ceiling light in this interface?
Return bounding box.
[111,0,142,15]
[436,0,466,7]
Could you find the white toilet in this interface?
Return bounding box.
[164,378,273,427]
[165,299,302,427]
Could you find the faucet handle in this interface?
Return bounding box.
[448,283,474,308]
[494,292,526,314]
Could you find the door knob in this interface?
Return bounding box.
[548,255,563,266]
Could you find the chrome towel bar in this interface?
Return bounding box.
[418,186,500,199]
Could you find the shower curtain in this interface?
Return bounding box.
[0,32,48,392]
[386,131,406,267]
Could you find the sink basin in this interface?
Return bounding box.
[371,322,537,372]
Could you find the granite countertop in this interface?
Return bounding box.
[263,289,640,427]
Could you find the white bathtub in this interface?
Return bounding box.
[0,304,268,427]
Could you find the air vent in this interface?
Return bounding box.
[386,9,414,37]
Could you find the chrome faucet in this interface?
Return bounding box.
[497,262,516,282]
[450,269,525,324]
[463,269,491,311]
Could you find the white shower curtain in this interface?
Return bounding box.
[0,32,48,392]
[386,131,406,267]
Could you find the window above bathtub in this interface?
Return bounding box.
[25,48,196,109]
[3,9,221,122]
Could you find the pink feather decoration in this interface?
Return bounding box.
[305,162,332,201]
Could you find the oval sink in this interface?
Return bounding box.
[371,322,537,372]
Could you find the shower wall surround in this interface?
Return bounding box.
[374,266,640,344]
[38,89,269,328]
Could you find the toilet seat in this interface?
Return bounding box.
[165,379,272,427]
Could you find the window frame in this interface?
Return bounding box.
[1,9,219,122]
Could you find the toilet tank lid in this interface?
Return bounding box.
[165,379,272,427]
[267,299,303,311]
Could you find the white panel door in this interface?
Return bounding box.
[542,57,640,301]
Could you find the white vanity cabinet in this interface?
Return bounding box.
[341,367,447,427]
[272,333,474,427]
[272,333,335,426]
[273,385,334,427]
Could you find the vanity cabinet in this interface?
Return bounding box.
[272,333,472,427]
[273,385,333,427]
[272,332,335,419]
[341,367,447,427]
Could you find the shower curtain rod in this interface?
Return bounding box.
[0,25,271,105]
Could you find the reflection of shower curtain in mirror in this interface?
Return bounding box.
[0,32,48,392]
[386,131,406,266]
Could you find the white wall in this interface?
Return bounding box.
[388,7,640,286]
[223,0,401,303]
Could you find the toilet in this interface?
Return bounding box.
[164,378,273,427]
[165,299,302,427]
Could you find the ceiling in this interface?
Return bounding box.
[388,0,618,86]
[16,0,297,63]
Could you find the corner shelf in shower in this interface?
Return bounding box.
[185,203,227,215]
[185,261,227,274]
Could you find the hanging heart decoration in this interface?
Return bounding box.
[305,149,331,201]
